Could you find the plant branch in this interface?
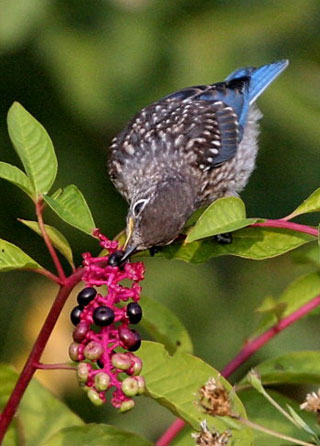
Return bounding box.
[35,199,66,282]
[251,219,318,237]
[156,293,320,446]
[237,416,315,446]
[35,362,76,371]
[26,267,62,284]
[0,267,84,443]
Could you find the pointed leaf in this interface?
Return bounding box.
[43,185,96,235]
[19,219,74,268]
[0,238,41,271]
[241,389,317,446]
[140,295,193,354]
[0,161,35,199]
[241,351,320,386]
[255,296,287,320]
[139,341,253,445]
[186,197,258,243]
[292,242,320,269]
[286,405,318,436]
[287,187,320,219]
[45,424,153,446]
[0,364,83,446]
[7,102,57,195]
[161,227,314,263]
[252,272,320,337]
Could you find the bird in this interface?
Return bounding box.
[108,60,289,261]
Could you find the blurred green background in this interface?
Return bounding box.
[0,0,320,442]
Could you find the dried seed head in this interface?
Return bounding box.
[300,389,320,413]
[197,377,232,417]
[192,420,231,446]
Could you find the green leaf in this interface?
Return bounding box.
[140,295,193,354]
[161,227,314,263]
[7,102,57,195]
[252,272,320,337]
[139,341,253,445]
[255,296,287,320]
[287,187,320,219]
[0,238,41,271]
[241,389,318,446]
[0,364,83,446]
[0,161,35,199]
[186,197,258,243]
[43,185,96,235]
[19,219,74,268]
[291,242,320,269]
[241,351,320,386]
[44,424,153,446]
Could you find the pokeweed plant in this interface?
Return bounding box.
[0,102,319,446]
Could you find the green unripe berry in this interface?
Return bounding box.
[87,389,104,406]
[69,342,81,361]
[111,353,131,370]
[77,362,91,383]
[134,376,146,395]
[119,399,135,413]
[83,341,104,360]
[121,377,139,397]
[128,355,143,376]
[94,372,110,391]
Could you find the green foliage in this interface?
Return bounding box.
[18,219,74,268]
[241,389,318,446]
[0,238,41,271]
[242,351,320,386]
[7,102,57,197]
[162,226,314,263]
[0,162,34,199]
[0,364,83,446]
[186,197,258,243]
[253,272,320,337]
[287,188,320,220]
[140,295,193,354]
[139,341,253,445]
[44,424,153,446]
[43,185,96,236]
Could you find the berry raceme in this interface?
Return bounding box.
[68,230,145,411]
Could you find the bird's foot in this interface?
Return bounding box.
[149,246,162,257]
[213,232,233,245]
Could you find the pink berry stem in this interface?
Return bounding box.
[35,362,77,371]
[0,267,84,443]
[156,293,320,446]
[251,219,318,237]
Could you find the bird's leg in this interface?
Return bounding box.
[149,246,162,257]
[213,232,233,244]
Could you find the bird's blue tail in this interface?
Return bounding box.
[225,59,289,105]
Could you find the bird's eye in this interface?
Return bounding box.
[133,199,148,217]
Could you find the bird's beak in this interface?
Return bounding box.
[121,217,137,262]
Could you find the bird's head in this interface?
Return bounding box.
[121,177,195,261]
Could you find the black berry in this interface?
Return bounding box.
[70,305,83,326]
[93,306,115,326]
[119,327,141,351]
[108,250,124,267]
[126,302,142,324]
[77,287,97,306]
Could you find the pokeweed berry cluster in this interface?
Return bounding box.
[68,230,145,412]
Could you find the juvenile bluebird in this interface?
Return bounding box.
[108,60,289,259]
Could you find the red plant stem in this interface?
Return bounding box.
[156,293,320,446]
[251,219,318,237]
[27,267,61,284]
[0,267,83,443]
[35,199,66,282]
